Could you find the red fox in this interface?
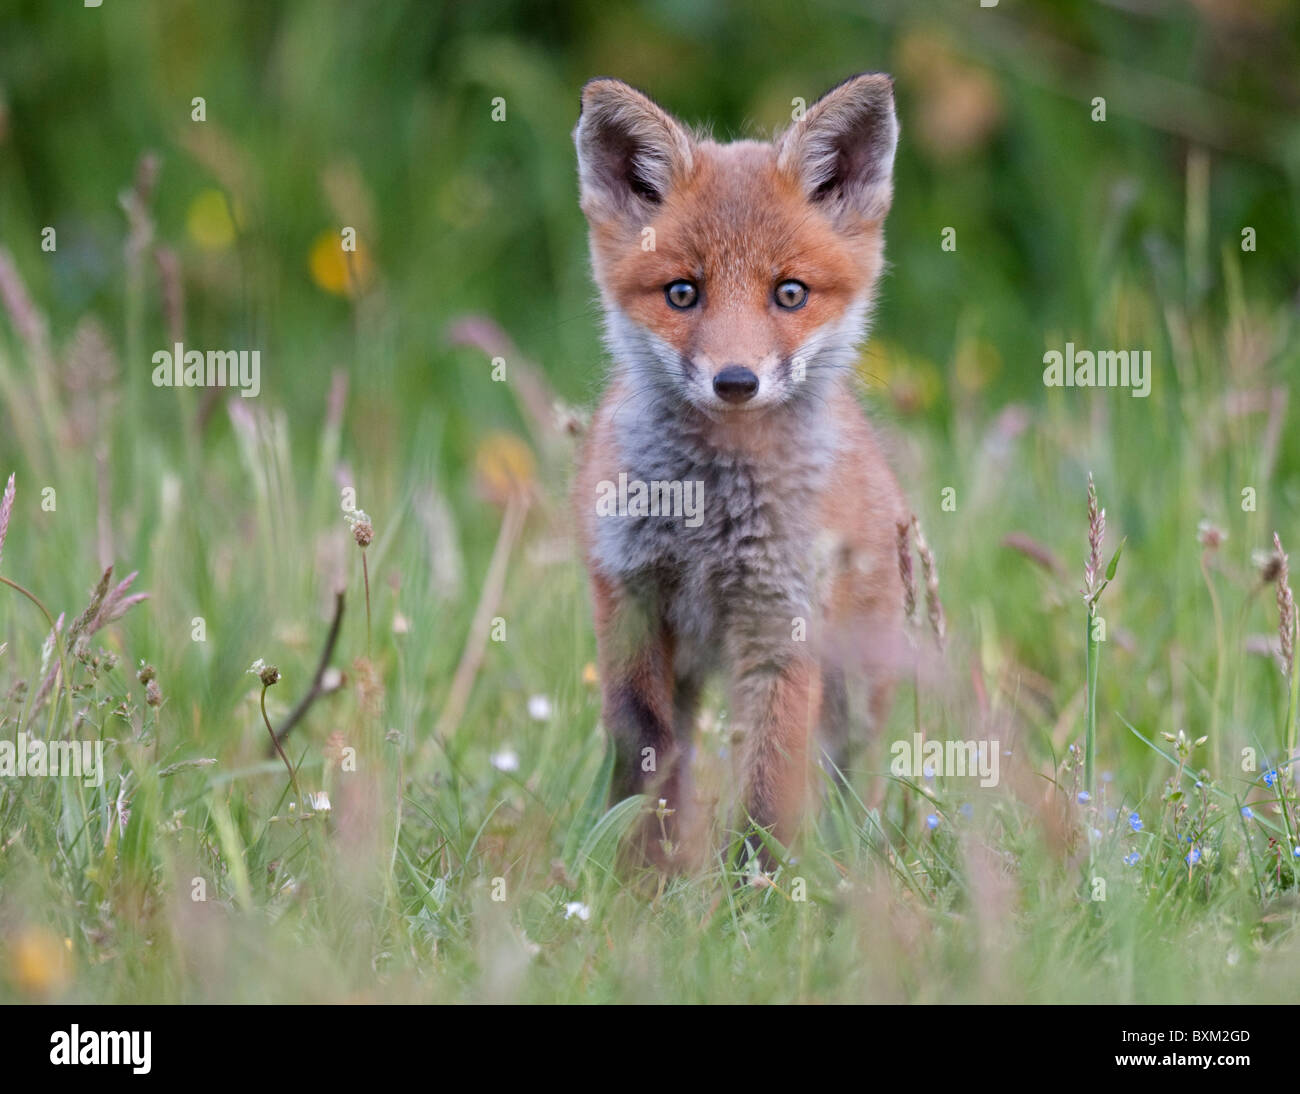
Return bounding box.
[573,74,909,869]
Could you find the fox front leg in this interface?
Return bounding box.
[733,655,823,869]
[591,573,689,865]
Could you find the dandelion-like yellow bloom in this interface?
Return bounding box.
[8,925,71,998]
[475,432,536,505]
[308,230,373,297]
[185,188,238,250]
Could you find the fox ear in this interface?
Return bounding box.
[574,79,694,221]
[777,73,898,225]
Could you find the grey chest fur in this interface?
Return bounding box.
[591,396,839,665]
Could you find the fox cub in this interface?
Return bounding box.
[573,74,909,868]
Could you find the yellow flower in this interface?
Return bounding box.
[8,925,71,998]
[581,662,599,687]
[861,342,942,414]
[308,230,374,297]
[185,188,239,250]
[953,336,1002,394]
[474,432,536,505]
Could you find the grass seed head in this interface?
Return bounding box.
[911,515,946,647]
[1272,532,1294,677]
[896,520,917,623]
[1196,519,1226,551]
[249,658,280,687]
[342,502,374,547]
[1255,542,1285,585]
[0,472,14,572]
[1083,473,1106,607]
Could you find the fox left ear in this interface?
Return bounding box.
[777,73,898,226]
[574,78,694,224]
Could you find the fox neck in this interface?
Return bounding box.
[608,371,843,493]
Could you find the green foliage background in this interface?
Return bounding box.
[0,0,1297,1004]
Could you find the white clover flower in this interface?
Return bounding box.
[527,694,553,721]
[490,749,520,773]
[563,901,591,922]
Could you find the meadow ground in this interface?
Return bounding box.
[0,0,1298,1005]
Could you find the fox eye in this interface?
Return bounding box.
[775,280,808,310]
[665,280,699,310]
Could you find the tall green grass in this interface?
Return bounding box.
[1,0,1298,1004]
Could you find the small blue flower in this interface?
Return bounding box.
[1186,847,1201,865]
[1242,805,1254,820]
[1078,791,1091,804]
[1089,827,1102,841]
[1129,813,1143,832]
[1293,847,1300,859]
[1123,852,1140,866]
[922,763,936,782]
[1102,770,1114,783]
[1195,780,1203,789]
[959,803,973,820]
[1264,769,1277,788]
[926,813,939,830]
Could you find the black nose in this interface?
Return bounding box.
[713,365,759,404]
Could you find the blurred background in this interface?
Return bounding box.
[2,0,1297,686]
[0,0,1299,1003]
[1,0,1299,788]
[2,0,1296,432]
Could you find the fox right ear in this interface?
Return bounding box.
[574,79,694,221]
[777,73,899,226]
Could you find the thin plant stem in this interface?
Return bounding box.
[0,573,73,722]
[1286,615,1299,761]
[431,493,527,746]
[362,548,372,661]
[1085,609,1098,798]
[261,684,303,805]
[1200,550,1226,770]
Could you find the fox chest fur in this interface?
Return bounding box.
[587,388,839,676]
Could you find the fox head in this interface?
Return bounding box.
[574,73,898,415]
